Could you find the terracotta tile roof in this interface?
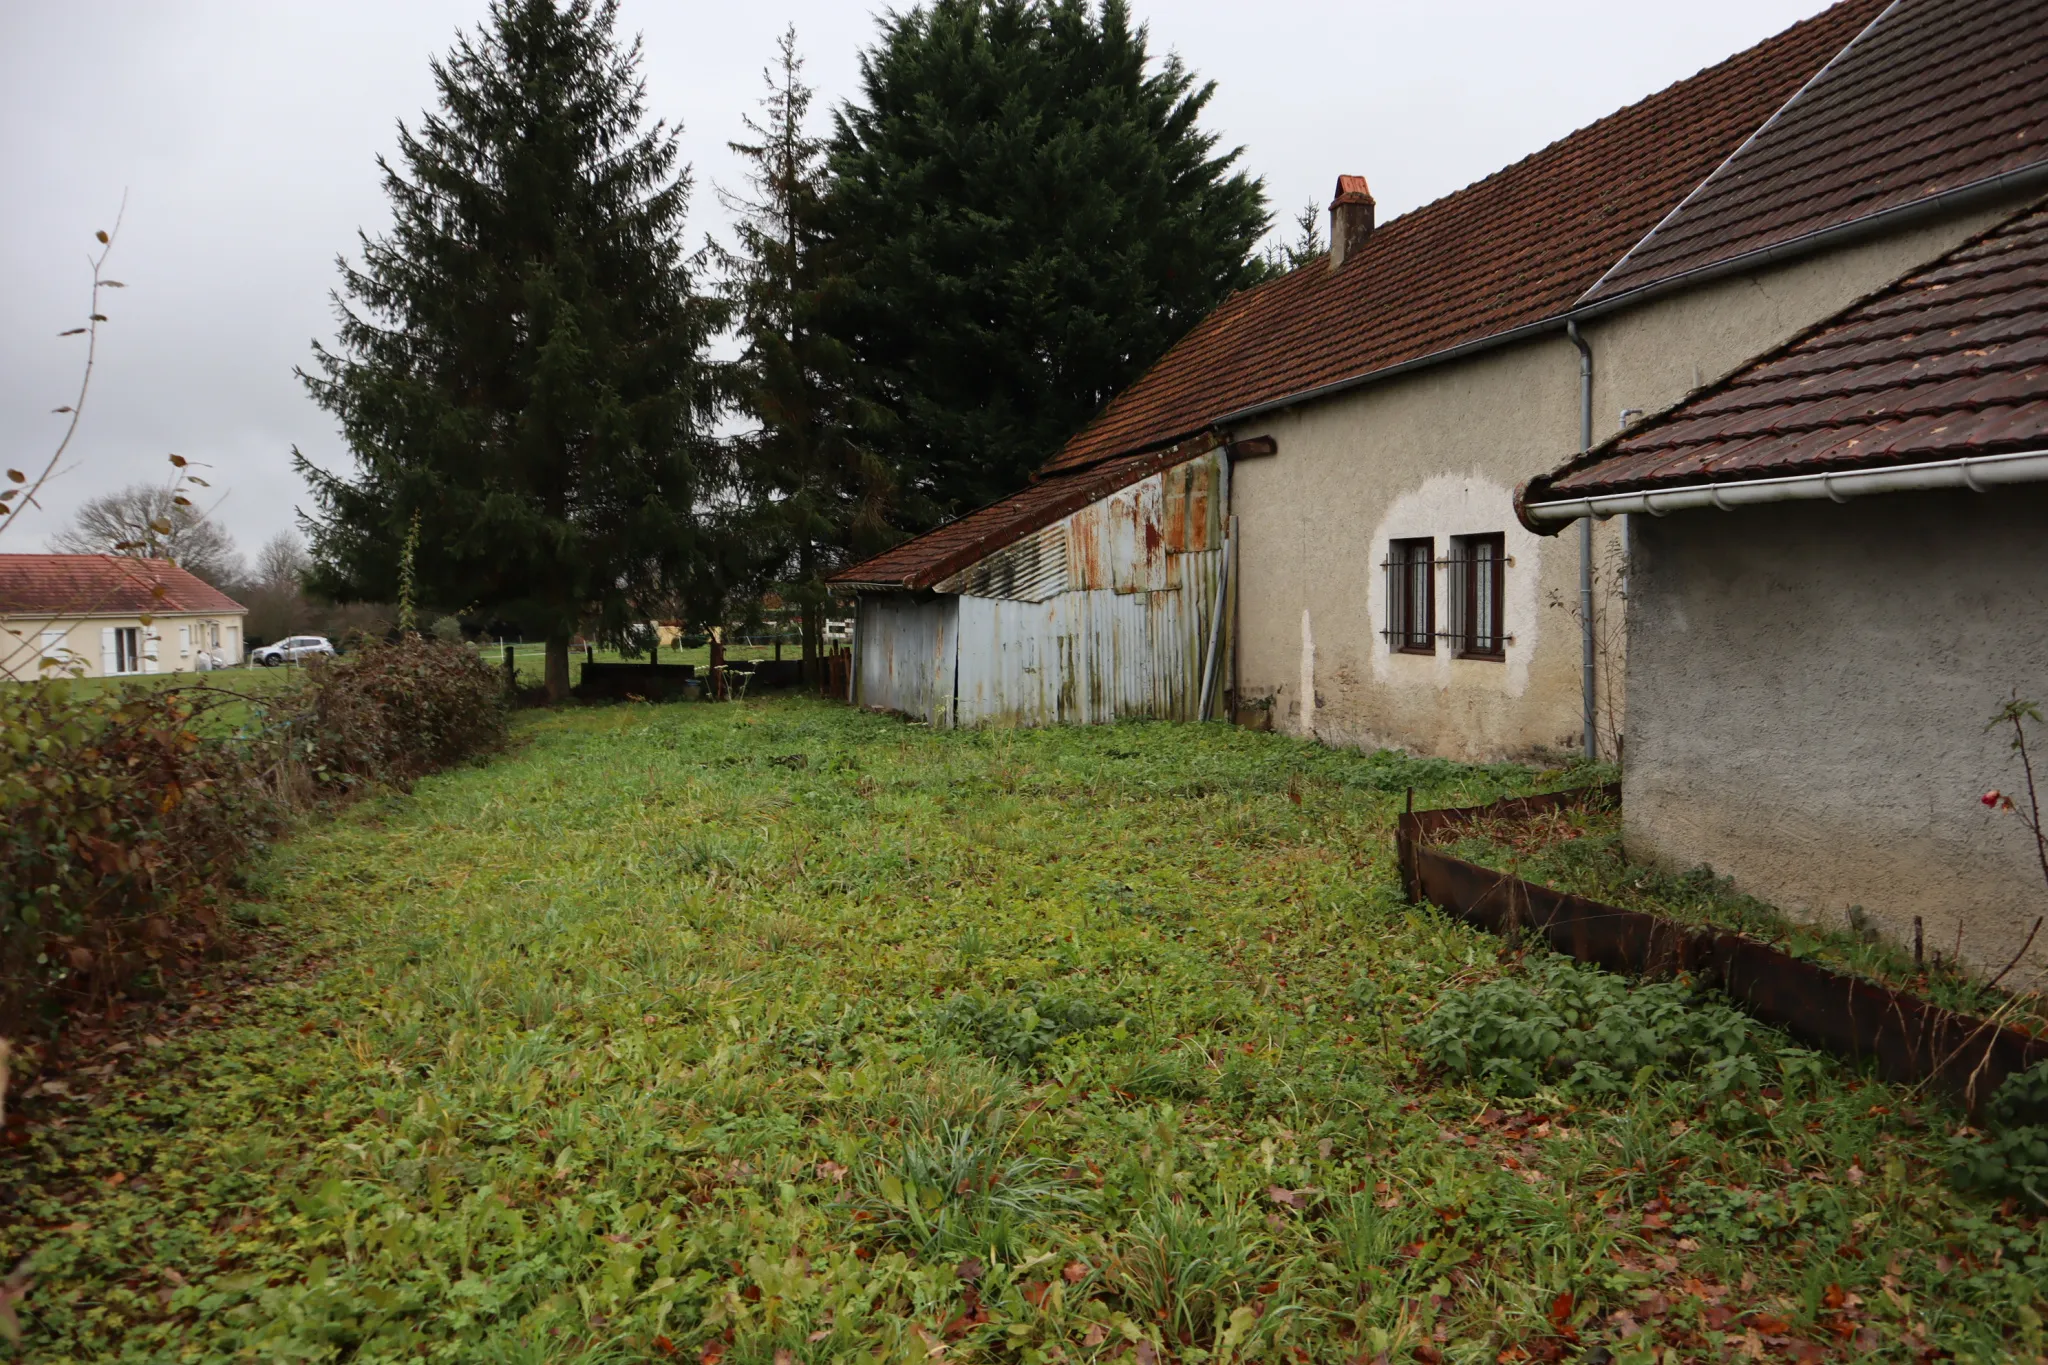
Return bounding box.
[1036,0,1888,477]
[1581,0,2048,306]
[828,438,1218,591]
[1529,199,2048,498]
[0,554,246,617]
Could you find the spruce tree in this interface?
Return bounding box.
[712,29,893,680]
[295,0,722,700]
[825,0,1269,523]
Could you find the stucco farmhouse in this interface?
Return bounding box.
[1520,199,2048,990]
[833,0,2048,771]
[0,554,247,681]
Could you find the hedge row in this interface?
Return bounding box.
[0,636,507,1035]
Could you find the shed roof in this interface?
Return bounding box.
[1036,0,1891,477]
[1581,0,2048,306]
[0,554,246,617]
[1526,198,2048,500]
[828,438,1217,591]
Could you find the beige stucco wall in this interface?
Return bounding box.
[1225,197,2028,762]
[1,612,244,680]
[1622,490,2048,991]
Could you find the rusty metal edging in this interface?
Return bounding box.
[1397,787,2048,1116]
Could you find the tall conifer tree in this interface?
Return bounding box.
[295,0,721,700]
[826,0,1269,523]
[713,29,893,678]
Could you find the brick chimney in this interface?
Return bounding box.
[1329,175,1375,270]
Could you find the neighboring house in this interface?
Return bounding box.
[1518,200,2048,989]
[0,554,247,681]
[833,0,2048,756]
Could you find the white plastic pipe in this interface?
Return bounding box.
[1524,448,2048,524]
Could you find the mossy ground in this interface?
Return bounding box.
[3,700,2042,1363]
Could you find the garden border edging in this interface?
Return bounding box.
[1396,786,2048,1117]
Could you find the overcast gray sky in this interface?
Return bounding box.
[1,0,1836,562]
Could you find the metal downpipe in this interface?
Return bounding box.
[1566,322,1596,760]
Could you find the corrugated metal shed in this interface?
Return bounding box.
[850,449,1233,728]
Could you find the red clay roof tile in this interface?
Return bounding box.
[1532,200,2048,498]
[1033,0,1890,478]
[1581,0,2048,305]
[0,554,246,617]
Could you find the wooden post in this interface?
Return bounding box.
[503,644,516,694]
[710,627,726,700]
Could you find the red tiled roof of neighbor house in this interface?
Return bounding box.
[1580,0,2048,306]
[1034,0,1892,477]
[0,554,245,617]
[1528,199,2048,499]
[829,437,1219,591]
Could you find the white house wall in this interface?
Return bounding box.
[1227,196,2027,762]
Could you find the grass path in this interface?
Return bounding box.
[2,700,2041,1362]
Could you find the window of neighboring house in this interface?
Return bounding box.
[40,629,69,671]
[1448,533,1508,659]
[113,626,141,674]
[179,624,192,658]
[1383,537,1436,654]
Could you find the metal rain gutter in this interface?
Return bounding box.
[1565,322,1596,761]
[1522,449,2048,524]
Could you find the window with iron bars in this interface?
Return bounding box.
[1381,534,1513,658]
[1447,532,1508,659]
[1382,537,1435,653]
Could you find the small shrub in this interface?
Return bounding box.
[298,635,507,786]
[0,685,269,1032]
[1412,953,1790,1099]
[1950,1061,2048,1209]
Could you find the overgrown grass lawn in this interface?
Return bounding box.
[5,701,2042,1362]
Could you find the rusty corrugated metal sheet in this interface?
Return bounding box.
[933,523,1070,602]
[829,435,1220,592]
[852,450,1229,729]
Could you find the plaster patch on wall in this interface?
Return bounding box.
[1299,608,1316,738]
[1367,471,1543,698]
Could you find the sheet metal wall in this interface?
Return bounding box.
[855,594,956,723]
[855,451,1228,728]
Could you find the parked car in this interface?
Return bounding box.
[251,635,335,667]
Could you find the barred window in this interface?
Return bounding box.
[1448,533,1506,659]
[1382,537,1435,654]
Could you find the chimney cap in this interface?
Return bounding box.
[1331,174,1374,208]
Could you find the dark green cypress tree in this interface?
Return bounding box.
[712,28,894,680]
[825,0,1269,524]
[294,0,723,700]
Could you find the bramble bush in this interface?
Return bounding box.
[0,636,506,1034]
[0,685,267,1034]
[296,633,508,788]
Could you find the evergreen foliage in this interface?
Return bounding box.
[711,29,894,676]
[294,0,722,700]
[824,0,1269,523]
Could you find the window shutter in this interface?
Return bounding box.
[101,627,116,676]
